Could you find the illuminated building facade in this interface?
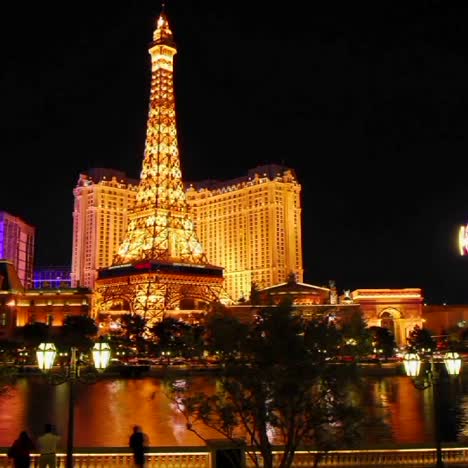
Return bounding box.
[14,287,92,328]
[0,260,92,341]
[228,280,423,347]
[71,168,138,289]
[0,211,35,288]
[72,163,303,303]
[186,164,303,302]
[257,276,332,306]
[95,10,227,322]
[247,283,424,347]
[351,288,424,346]
[422,303,468,335]
[34,266,72,289]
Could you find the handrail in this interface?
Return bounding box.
[0,445,468,467]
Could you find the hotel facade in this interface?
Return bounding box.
[186,164,303,302]
[71,164,303,303]
[0,211,35,289]
[70,168,138,290]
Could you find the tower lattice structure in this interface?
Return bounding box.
[94,10,228,322]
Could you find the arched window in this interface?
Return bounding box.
[380,311,395,336]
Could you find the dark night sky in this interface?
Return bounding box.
[2,1,468,304]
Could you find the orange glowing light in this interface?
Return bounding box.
[459,224,468,256]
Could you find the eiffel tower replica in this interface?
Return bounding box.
[95,8,229,323]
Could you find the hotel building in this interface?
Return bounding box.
[0,260,92,340]
[70,168,138,289]
[186,164,303,302]
[71,164,303,302]
[33,265,72,289]
[0,211,35,288]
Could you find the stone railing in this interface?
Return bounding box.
[0,445,468,467]
[0,448,210,468]
[269,447,468,467]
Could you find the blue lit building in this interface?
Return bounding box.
[0,211,35,288]
[33,266,71,289]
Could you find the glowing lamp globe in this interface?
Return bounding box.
[92,342,111,371]
[37,342,57,371]
[403,352,421,377]
[444,351,462,376]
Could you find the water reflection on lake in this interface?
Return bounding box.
[0,374,467,448]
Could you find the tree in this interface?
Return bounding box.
[338,309,373,359]
[19,322,50,348]
[407,325,436,353]
[120,313,148,352]
[57,315,99,351]
[151,317,204,358]
[179,322,205,359]
[0,340,19,394]
[0,340,18,362]
[170,301,365,468]
[445,325,466,351]
[303,315,342,360]
[249,282,262,305]
[368,326,397,359]
[204,307,248,358]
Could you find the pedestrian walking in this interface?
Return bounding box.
[129,425,149,467]
[7,431,35,468]
[37,423,60,468]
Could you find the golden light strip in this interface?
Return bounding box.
[459,224,468,256]
[353,294,422,299]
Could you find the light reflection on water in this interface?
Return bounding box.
[0,374,466,448]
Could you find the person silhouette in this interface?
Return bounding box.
[129,425,149,467]
[8,430,35,468]
[37,423,60,468]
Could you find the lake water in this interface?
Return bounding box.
[1,373,467,449]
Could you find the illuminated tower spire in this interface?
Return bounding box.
[95,7,229,323]
[113,10,207,266]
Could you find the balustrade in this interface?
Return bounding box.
[0,450,210,468]
[0,446,468,467]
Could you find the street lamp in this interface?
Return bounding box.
[162,350,171,365]
[36,341,111,468]
[403,350,462,468]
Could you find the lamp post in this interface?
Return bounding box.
[403,350,462,468]
[36,341,111,468]
[162,350,171,365]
